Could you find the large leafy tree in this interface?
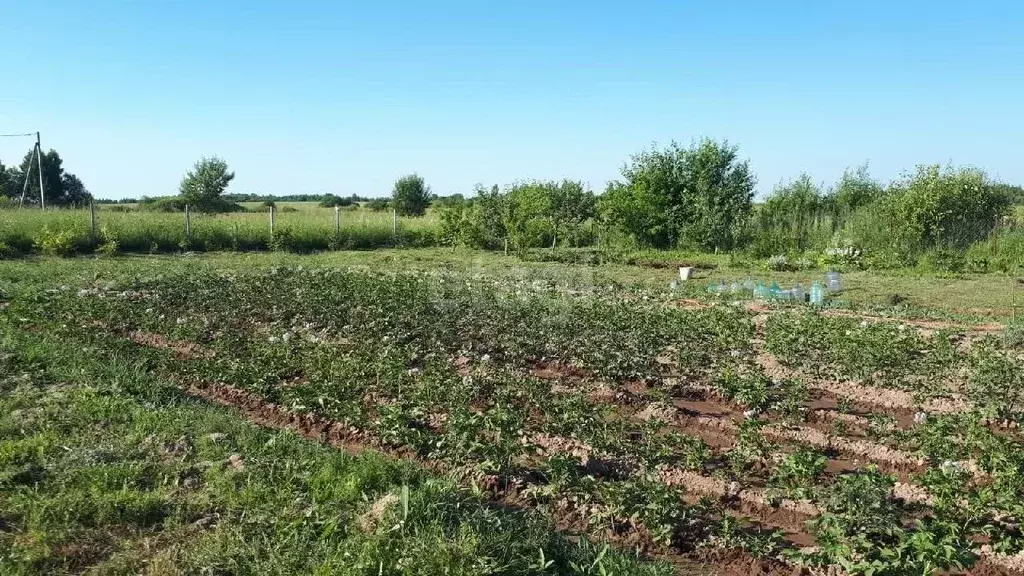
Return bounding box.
[391,173,431,216]
[180,156,235,212]
[601,139,755,250]
[6,148,91,207]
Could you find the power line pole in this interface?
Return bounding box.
[36,133,45,210]
[4,131,44,209]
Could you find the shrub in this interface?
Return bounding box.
[751,174,831,257]
[843,165,1010,262]
[766,254,791,271]
[600,139,755,250]
[918,248,966,274]
[139,196,188,212]
[97,225,120,256]
[391,174,431,216]
[319,194,353,208]
[366,199,390,212]
[33,226,77,256]
[0,241,16,259]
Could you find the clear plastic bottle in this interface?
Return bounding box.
[826,271,841,293]
[792,283,805,303]
[754,281,767,300]
[742,278,755,293]
[730,281,740,294]
[769,281,782,300]
[810,281,824,305]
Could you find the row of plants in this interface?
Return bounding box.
[0,321,675,575]
[763,311,1024,420]
[14,265,1024,572]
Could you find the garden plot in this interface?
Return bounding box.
[12,265,1024,575]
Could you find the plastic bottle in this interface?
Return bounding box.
[792,283,805,303]
[730,281,740,294]
[754,281,767,300]
[769,281,782,300]
[826,271,841,293]
[810,281,824,305]
[706,282,720,294]
[742,278,755,293]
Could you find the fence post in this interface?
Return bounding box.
[392,209,398,242]
[504,238,508,256]
[90,200,97,241]
[334,206,340,234]
[185,204,192,243]
[270,204,276,234]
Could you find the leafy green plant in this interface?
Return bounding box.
[968,338,1024,421]
[33,225,77,256]
[769,449,827,500]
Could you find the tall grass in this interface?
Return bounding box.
[0,207,441,255]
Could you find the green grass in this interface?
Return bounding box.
[0,306,672,575]
[0,206,441,255]
[0,247,1020,323]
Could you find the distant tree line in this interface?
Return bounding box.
[6,142,1024,271]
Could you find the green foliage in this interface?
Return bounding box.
[3,148,91,207]
[366,198,391,211]
[391,173,431,216]
[32,225,77,256]
[843,165,1010,261]
[751,174,839,257]
[179,156,239,213]
[967,338,1024,421]
[600,139,754,250]
[96,225,120,256]
[769,448,827,500]
[0,337,670,576]
[318,194,354,208]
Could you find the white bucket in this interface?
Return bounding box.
[679,266,693,280]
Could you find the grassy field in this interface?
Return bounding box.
[3,249,1024,575]
[0,205,441,254]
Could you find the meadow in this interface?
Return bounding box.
[0,204,441,255]
[3,249,1024,575]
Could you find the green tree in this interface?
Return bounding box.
[752,174,827,255]
[548,180,596,247]
[831,163,883,215]
[391,173,431,216]
[503,181,554,250]
[7,148,91,207]
[180,156,236,212]
[601,139,755,250]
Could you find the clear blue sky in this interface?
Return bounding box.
[2,1,1022,200]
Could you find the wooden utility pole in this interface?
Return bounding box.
[36,133,45,210]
